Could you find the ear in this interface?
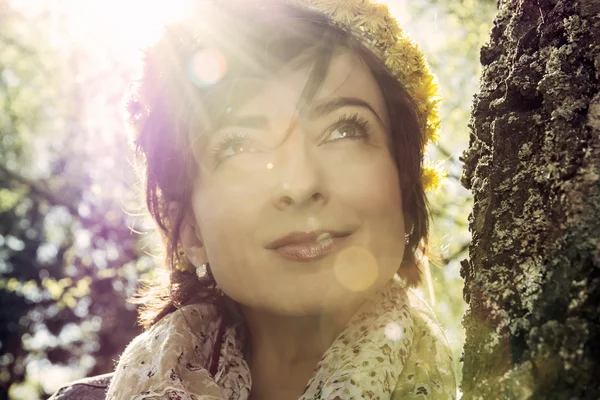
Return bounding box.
[168,201,208,267]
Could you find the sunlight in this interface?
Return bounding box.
[58,0,442,54]
[63,0,194,50]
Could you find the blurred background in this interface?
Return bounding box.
[0,0,496,398]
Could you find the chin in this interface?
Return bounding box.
[219,263,397,318]
[269,284,379,318]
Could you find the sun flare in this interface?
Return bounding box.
[63,0,195,50]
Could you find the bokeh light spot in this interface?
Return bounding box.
[333,246,378,292]
[188,48,228,87]
[384,322,404,341]
[267,163,273,169]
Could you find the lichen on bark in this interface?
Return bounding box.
[459,0,600,398]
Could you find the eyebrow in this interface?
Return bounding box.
[311,97,385,126]
[218,96,386,129]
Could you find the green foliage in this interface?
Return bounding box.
[0,1,150,398]
[391,0,497,388]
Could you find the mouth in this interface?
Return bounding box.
[265,230,352,261]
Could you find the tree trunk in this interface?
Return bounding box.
[460,0,600,398]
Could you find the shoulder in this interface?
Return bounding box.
[105,302,224,399]
[393,289,457,399]
[48,373,113,400]
[406,289,449,342]
[116,302,220,367]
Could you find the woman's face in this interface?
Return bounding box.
[188,49,406,316]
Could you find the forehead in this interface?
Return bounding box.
[212,50,389,126]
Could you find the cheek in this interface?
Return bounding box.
[192,178,257,248]
[190,175,275,302]
[329,153,402,216]
[329,154,405,259]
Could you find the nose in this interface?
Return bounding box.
[271,129,327,211]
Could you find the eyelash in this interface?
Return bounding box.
[212,112,372,163]
[211,132,251,162]
[329,113,372,141]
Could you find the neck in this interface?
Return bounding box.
[239,288,380,370]
[242,308,346,368]
[241,307,354,400]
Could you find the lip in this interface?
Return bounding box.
[265,230,352,261]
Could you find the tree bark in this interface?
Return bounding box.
[460,0,600,398]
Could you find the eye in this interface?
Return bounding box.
[329,124,361,140]
[326,113,371,142]
[212,132,256,161]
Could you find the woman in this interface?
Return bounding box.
[51,0,454,399]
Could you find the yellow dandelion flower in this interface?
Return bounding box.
[372,12,402,47]
[385,53,403,71]
[355,2,389,32]
[383,14,403,38]
[384,39,412,71]
[331,9,359,25]
[292,0,365,28]
[428,82,440,99]
[310,0,364,18]
[422,161,447,192]
[406,53,425,73]
[412,81,432,103]
[426,115,441,144]
[378,28,399,47]
[425,100,441,124]
[420,72,435,87]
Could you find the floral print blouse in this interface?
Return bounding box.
[105,275,456,399]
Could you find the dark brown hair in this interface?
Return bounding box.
[126,3,431,329]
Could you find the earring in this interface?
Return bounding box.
[184,245,211,282]
[405,234,410,244]
[195,263,210,280]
